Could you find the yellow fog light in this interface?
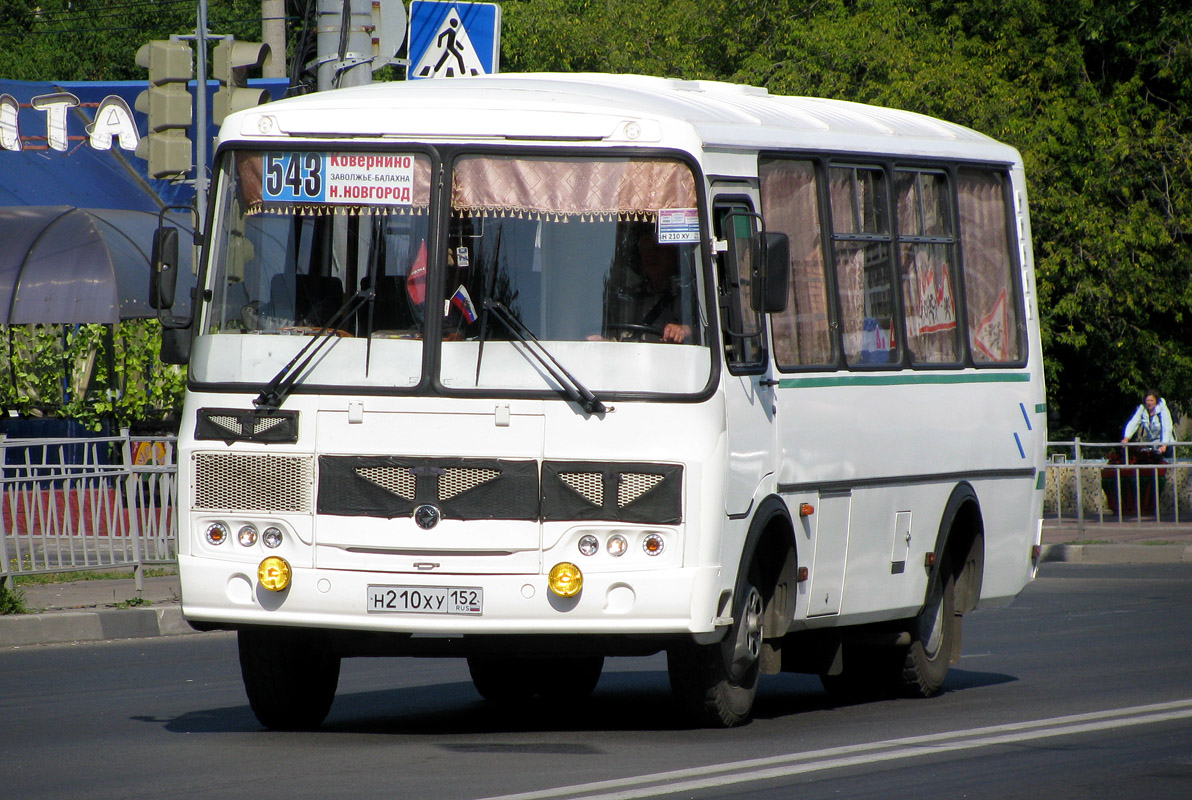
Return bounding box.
[548,562,583,598]
[257,556,292,592]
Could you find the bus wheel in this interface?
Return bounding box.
[668,580,763,727]
[899,569,956,697]
[467,656,604,703]
[238,628,340,730]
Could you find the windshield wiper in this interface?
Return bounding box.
[481,299,608,415]
[254,288,375,409]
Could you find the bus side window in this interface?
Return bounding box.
[759,159,836,368]
[957,169,1025,364]
[828,165,900,366]
[714,204,766,372]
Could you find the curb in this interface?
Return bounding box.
[1039,543,1192,564]
[0,605,195,648]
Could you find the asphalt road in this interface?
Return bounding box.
[2,563,1191,800]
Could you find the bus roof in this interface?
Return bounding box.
[224,72,1020,164]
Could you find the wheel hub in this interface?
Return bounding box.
[730,585,763,678]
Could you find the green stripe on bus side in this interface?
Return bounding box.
[777,373,1031,389]
[1036,472,1046,490]
[1035,403,1047,414]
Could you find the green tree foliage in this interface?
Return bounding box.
[0,0,265,81]
[0,322,186,431]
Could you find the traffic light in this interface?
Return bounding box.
[134,40,194,179]
[213,39,272,125]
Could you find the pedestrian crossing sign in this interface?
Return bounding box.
[408,1,502,80]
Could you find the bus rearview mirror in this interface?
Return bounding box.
[754,232,790,314]
[150,226,180,310]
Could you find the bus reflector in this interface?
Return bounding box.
[548,562,583,597]
[799,503,814,517]
[258,556,291,592]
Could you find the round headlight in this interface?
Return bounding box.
[607,534,628,557]
[548,562,583,597]
[205,522,229,545]
[577,534,599,556]
[238,525,258,547]
[643,533,665,556]
[262,526,283,548]
[258,556,292,592]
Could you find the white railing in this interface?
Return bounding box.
[1044,440,1191,532]
[0,429,177,590]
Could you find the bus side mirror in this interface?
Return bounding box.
[159,323,192,365]
[753,232,790,314]
[150,226,180,310]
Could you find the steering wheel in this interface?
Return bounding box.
[605,323,665,340]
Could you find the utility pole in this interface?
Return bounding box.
[261,0,286,79]
[317,0,374,91]
[194,0,208,236]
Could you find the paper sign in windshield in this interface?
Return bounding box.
[657,208,700,243]
[262,152,416,205]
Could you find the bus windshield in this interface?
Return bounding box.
[195,150,712,397]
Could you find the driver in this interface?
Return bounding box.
[597,231,692,343]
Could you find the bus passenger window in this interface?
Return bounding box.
[829,166,899,366]
[958,169,1024,364]
[759,159,836,368]
[896,170,960,364]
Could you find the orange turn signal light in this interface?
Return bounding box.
[799,503,815,517]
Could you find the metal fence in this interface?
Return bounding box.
[0,429,177,590]
[1045,440,1192,531]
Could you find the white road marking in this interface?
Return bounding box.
[476,699,1192,800]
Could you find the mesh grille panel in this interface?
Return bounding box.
[356,466,416,500]
[193,452,313,512]
[252,417,288,434]
[560,472,603,506]
[209,415,241,434]
[618,473,665,507]
[439,467,500,500]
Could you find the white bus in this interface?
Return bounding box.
[159,73,1046,729]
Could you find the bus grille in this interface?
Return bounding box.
[356,466,416,500]
[192,452,314,513]
[618,473,666,508]
[440,467,501,500]
[560,472,604,506]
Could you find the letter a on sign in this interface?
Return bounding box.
[87,95,140,152]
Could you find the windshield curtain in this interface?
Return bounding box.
[196,150,711,397]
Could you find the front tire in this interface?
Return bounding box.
[238,628,340,730]
[668,580,764,727]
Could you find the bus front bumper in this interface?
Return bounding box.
[178,556,725,641]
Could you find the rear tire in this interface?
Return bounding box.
[668,578,764,728]
[238,628,340,730]
[898,570,956,697]
[467,655,604,703]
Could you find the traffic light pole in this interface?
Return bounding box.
[194,0,208,239]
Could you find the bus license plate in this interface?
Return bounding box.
[366,585,483,615]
